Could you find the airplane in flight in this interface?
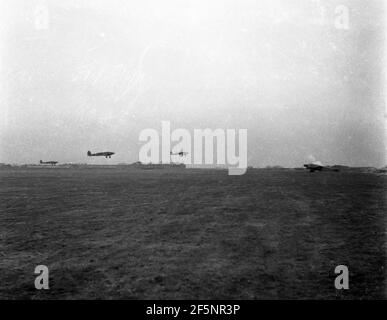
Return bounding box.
[87,151,115,158]
[170,150,189,157]
[304,162,339,172]
[40,160,58,165]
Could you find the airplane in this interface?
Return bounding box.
[170,150,188,157]
[87,151,115,158]
[40,160,58,165]
[304,162,339,172]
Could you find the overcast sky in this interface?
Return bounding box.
[0,0,385,166]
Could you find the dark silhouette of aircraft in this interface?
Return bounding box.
[170,150,188,157]
[304,162,339,172]
[87,151,115,158]
[40,160,58,165]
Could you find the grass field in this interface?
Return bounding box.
[0,167,385,299]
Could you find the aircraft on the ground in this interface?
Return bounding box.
[304,162,339,172]
[87,151,115,158]
[170,150,188,157]
[40,160,58,165]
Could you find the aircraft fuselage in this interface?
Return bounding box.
[40,160,58,165]
[304,164,323,172]
[303,164,339,172]
[170,151,188,157]
[87,151,115,158]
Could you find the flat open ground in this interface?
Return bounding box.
[0,167,385,299]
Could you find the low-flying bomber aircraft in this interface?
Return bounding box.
[40,160,58,165]
[87,151,115,158]
[170,150,188,157]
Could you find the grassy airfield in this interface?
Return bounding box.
[0,166,385,299]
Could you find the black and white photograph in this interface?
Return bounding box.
[0,0,386,305]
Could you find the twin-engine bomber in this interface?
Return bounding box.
[87,151,115,158]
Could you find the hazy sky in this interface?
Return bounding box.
[0,0,385,166]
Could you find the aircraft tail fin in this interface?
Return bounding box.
[39,160,43,164]
[87,151,92,156]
